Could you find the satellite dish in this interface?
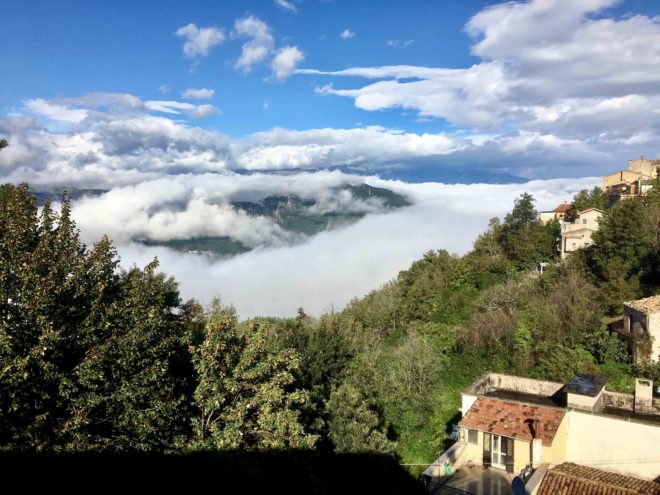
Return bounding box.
[512,476,526,495]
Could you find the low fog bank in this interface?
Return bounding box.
[113,175,598,318]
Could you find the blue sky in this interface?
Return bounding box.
[1,0,659,185]
[1,0,489,136]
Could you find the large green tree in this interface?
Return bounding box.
[190,301,316,451]
[0,184,195,451]
[498,193,558,268]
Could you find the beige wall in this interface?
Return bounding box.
[603,170,641,189]
[460,428,537,473]
[628,159,660,178]
[564,410,660,480]
[577,209,602,225]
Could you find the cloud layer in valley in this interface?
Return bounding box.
[65,172,598,318]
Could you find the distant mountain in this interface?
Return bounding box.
[34,188,107,206]
[148,183,412,257]
[378,168,527,184]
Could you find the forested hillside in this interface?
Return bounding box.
[0,178,659,479]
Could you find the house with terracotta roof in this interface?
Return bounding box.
[423,372,660,494]
[619,295,660,363]
[539,203,572,225]
[559,207,602,259]
[537,463,660,495]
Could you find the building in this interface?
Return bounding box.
[615,295,660,363]
[603,157,659,206]
[559,207,602,259]
[537,463,660,495]
[423,372,660,493]
[539,203,572,225]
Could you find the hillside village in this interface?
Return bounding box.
[424,157,660,495]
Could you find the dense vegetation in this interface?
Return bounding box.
[0,168,659,478]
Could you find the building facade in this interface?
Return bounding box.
[424,372,660,490]
[559,207,602,259]
[603,157,659,206]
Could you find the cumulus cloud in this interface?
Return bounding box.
[340,29,355,40]
[302,0,660,146]
[182,88,215,100]
[25,98,88,123]
[67,171,403,250]
[110,175,597,318]
[176,23,225,58]
[275,0,297,12]
[234,15,275,72]
[0,90,637,189]
[191,104,220,119]
[271,46,304,81]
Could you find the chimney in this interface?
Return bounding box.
[634,378,653,414]
[527,418,544,468]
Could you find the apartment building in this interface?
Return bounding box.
[423,373,660,494]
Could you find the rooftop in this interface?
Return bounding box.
[538,463,660,495]
[459,397,564,446]
[566,374,607,397]
[625,295,660,315]
[555,203,572,213]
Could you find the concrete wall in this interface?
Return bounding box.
[465,373,564,398]
[624,306,660,362]
[650,312,660,362]
[564,410,660,480]
[461,393,478,416]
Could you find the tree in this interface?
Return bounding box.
[190,301,316,451]
[327,382,395,455]
[0,138,7,151]
[569,187,608,220]
[0,184,197,452]
[66,260,196,452]
[499,193,557,268]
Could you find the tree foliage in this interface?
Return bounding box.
[190,301,316,451]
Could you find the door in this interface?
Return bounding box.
[490,435,512,471]
[491,435,506,470]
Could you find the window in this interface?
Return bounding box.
[582,219,587,224]
[467,429,478,445]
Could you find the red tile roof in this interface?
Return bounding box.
[555,203,573,213]
[459,398,564,446]
[538,463,660,495]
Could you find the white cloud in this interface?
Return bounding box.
[0,91,635,190]
[271,46,304,81]
[234,15,275,72]
[275,0,297,12]
[176,23,225,58]
[145,100,197,114]
[24,98,88,123]
[111,175,597,318]
[302,0,660,144]
[191,104,220,119]
[158,84,170,95]
[182,88,215,100]
[340,29,355,40]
